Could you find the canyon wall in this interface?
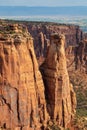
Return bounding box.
[0,24,49,130]
[0,22,76,130]
[74,39,87,72]
[25,22,83,57]
[24,22,87,73]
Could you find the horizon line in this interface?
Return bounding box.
[0,5,87,7]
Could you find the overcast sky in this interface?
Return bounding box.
[0,0,87,6]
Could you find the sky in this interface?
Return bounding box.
[0,0,87,6]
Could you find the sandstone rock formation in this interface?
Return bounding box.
[74,40,87,73]
[26,22,83,58]
[0,24,49,130]
[38,32,50,57]
[0,21,77,130]
[41,33,76,128]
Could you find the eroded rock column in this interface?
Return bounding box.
[41,33,76,128]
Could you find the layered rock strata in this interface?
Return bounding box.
[0,24,48,130]
[74,40,87,72]
[26,22,83,57]
[0,22,77,130]
[41,33,76,128]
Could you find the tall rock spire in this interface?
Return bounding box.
[41,33,76,128]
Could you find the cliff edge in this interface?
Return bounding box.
[0,24,49,130]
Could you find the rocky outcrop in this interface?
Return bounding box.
[0,24,49,130]
[41,33,76,128]
[74,40,87,73]
[26,22,83,57]
[0,22,77,130]
[22,21,87,74]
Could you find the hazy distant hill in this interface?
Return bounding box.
[0,6,87,16]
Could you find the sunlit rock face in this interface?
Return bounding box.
[0,23,77,130]
[0,24,49,130]
[41,33,76,128]
[26,23,83,58]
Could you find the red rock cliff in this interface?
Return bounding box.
[41,33,76,128]
[74,39,87,72]
[0,24,49,130]
[0,23,77,130]
[26,22,83,57]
